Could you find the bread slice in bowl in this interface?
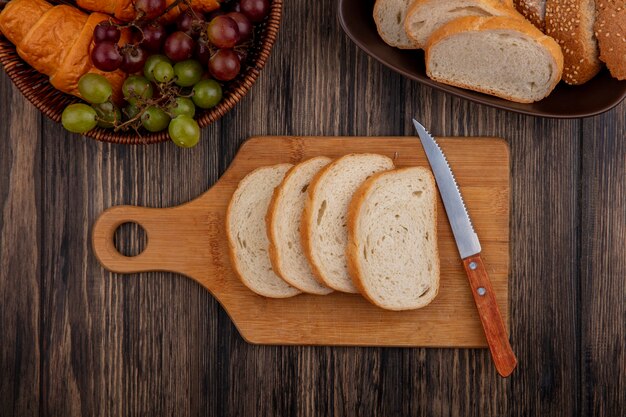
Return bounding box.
[425,16,564,103]
[513,0,546,30]
[545,0,601,85]
[373,0,419,49]
[347,167,439,311]
[594,0,625,80]
[405,0,524,49]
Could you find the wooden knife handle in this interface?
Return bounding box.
[463,254,517,377]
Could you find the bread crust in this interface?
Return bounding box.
[373,0,419,49]
[405,0,525,48]
[266,157,333,295]
[266,165,295,290]
[301,154,394,293]
[595,0,626,80]
[17,5,86,77]
[226,164,301,299]
[50,12,129,101]
[425,15,564,103]
[300,158,349,290]
[0,0,52,45]
[514,0,546,30]
[545,0,602,85]
[0,1,128,101]
[346,167,440,311]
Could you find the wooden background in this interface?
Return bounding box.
[0,0,624,415]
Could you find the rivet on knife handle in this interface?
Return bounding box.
[463,254,517,377]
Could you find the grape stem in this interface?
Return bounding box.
[115,109,143,133]
[178,1,203,21]
[119,43,139,55]
[161,0,188,16]
[113,77,187,133]
[109,0,191,46]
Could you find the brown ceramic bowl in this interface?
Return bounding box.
[0,0,282,144]
[338,0,626,118]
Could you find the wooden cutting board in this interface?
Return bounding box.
[92,136,510,347]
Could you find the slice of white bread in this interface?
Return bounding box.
[226,164,301,298]
[374,0,419,49]
[545,0,601,85]
[595,0,626,80]
[405,0,523,49]
[347,167,439,311]
[514,0,546,30]
[425,16,564,103]
[266,157,334,295]
[302,154,395,293]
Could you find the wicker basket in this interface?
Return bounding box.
[0,0,282,144]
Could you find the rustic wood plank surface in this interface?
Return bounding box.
[0,0,624,416]
[0,59,41,417]
[581,107,625,416]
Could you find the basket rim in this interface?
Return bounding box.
[0,0,283,145]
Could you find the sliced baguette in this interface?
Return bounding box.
[545,0,601,85]
[514,0,546,30]
[302,154,395,293]
[266,157,334,295]
[347,167,439,311]
[405,0,524,49]
[594,0,625,80]
[374,0,419,49]
[226,164,301,298]
[425,16,564,103]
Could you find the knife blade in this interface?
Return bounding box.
[412,120,481,259]
[413,119,517,377]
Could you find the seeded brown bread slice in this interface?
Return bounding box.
[266,157,334,295]
[545,0,602,85]
[226,164,301,298]
[426,16,564,103]
[405,0,524,49]
[347,167,440,311]
[514,0,546,30]
[595,0,626,80]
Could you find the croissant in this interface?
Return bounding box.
[0,0,128,102]
[76,0,221,22]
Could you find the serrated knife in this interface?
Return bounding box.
[413,119,517,377]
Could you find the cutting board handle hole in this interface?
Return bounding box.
[113,222,147,258]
